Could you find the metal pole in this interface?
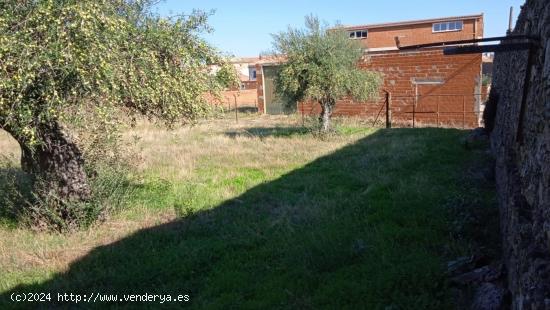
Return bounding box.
[234,95,238,123]
[385,91,392,128]
[508,7,514,35]
[301,102,305,127]
[413,88,418,128]
[436,95,439,128]
[462,95,466,129]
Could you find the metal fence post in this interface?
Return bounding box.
[413,96,416,128]
[462,95,466,129]
[301,102,305,127]
[234,95,238,123]
[385,91,392,128]
[436,95,440,128]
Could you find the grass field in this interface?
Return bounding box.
[0,115,497,309]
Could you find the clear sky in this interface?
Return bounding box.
[154,0,525,57]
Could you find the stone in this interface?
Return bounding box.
[487,0,550,308]
[471,283,506,310]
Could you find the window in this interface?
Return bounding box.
[432,20,463,33]
[349,30,368,39]
[249,68,257,81]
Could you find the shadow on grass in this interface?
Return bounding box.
[225,126,310,139]
[0,128,498,309]
[224,106,259,114]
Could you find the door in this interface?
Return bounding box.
[263,66,296,115]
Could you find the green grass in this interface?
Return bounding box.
[0,117,497,309]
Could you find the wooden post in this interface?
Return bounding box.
[385,91,392,128]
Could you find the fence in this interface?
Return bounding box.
[300,92,484,129]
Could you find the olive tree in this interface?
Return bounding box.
[271,16,381,131]
[0,0,236,227]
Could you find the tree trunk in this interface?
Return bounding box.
[7,121,91,202]
[319,100,334,132]
[20,143,38,174]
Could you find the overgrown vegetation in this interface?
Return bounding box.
[271,16,381,132]
[0,0,237,230]
[0,116,497,308]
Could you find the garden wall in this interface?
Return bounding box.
[299,49,482,128]
[486,0,550,308]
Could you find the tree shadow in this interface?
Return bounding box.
[0,128,496,309]
[225,127,310,139]
[224,106,259,114]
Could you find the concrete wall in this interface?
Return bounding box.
[233,62,252,80]
[486,0,550,308]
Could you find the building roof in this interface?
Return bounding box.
[230,57,261,64]
[342,13,484,31]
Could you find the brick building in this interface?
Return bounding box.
[256,14,486,128]
[208,57,261,109]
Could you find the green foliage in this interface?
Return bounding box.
[271,16,381,108]
[0,0,231,147]
[482,74,492,86]
[212,61,241,91]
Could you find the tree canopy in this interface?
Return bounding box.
[271,16,381,131]
[0,0,234,146]
[0,0,237,229]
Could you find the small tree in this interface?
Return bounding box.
[0,0,237,228]
[271,16,381,131]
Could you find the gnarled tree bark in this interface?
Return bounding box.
[4,121,91,203]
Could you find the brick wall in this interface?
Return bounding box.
[300,48,482,128]
[241,80,257,90]
[348,16,483,50]
[207,89,258,109]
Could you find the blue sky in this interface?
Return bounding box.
[155,0,525,57]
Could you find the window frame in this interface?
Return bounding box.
[349,29,368,39]
[432,20,463,33]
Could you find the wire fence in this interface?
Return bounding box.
[299,92,485,129]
